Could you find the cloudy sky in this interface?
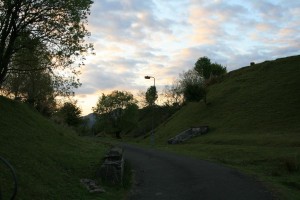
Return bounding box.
[74,0,300,115]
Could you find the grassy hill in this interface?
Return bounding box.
[127,106,180,138]
[137,55,300,199]
[0,97,125,199]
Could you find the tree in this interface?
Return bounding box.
[210,63,227,77]
[194,57,212,80]
[162,79,183,107]
[179,69,204,89]
[194,56,227,80]
[0,0,93,85]
[1,35,57,115]
[1,35,79,116]
[145,86,158,107]
[179,69,207,103]
[183,83,206,103]
[93,90,139,138]
[56,102,82,127]
[136,90,147,108]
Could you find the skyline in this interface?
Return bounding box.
[74,0,300,115]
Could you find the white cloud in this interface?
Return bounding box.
[75,0,300,115]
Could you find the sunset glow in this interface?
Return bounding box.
[75,0,300,115]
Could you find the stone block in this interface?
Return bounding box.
[168,126,209,144]
[98,146,124,185]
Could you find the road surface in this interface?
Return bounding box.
[122,144,274,200]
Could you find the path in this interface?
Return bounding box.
[123,144,274,200]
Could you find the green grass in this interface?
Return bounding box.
[127,106,179,138]
[135,55,300,199]
[0,96,127,199]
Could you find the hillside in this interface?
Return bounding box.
[139,55,300,199]
[156,55,300,139]
[128,106,180,137]
[0,97,124,199]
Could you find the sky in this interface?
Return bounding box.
[74,0,300,115]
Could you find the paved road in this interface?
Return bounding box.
[122,144,274,200]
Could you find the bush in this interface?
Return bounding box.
[194,56,227,80]
[183,83,206,103]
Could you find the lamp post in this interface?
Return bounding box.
[144,75,155,86]
[144,75,155,146]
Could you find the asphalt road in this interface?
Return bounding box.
[122,144,274,200]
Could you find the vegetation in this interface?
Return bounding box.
[0,96,127,199]
[179,69,206,103]
[55,101,82,127]
[1,35,57,116]
[162,79,183,107]
[183,83,206,103]
[194,56,227,80]
[162,56,226,105]
[93,90,139,138]
[134,55,300,199]
[145,86,158,106]
[128,105,180,138]
[0,0,93,85]
[0,1,93,120]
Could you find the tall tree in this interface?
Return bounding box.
[194,57,212,80]
[194,56,227,80]
[145,86,158,107]
[0,0,93,85]
[1,35,79,116]
[93,90,139,138]
[56,101,82,127]
[179,69,207,103]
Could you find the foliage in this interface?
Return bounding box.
[0,34,81,116]
[136,90,147,108]
[194,57,227,80]
[174,57,227,103]
[210,63,227,77]
[162,79,184,107]
[1,36,55,114]
[179,69,206,103]
[183,83,206,103]
[179,69,204,88]
[56,102,82,127]
[93,90,139,137]
[145,86,158,106]
[0,0,93,85]
[194,57,211,79]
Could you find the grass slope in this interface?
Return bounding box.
[128,106,179,138]
[143,55,300,199]
[0,97,125,199]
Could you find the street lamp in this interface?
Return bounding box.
[144,75,155,86]
[144,75,155,146]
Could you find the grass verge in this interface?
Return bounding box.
[0,96,128,199]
